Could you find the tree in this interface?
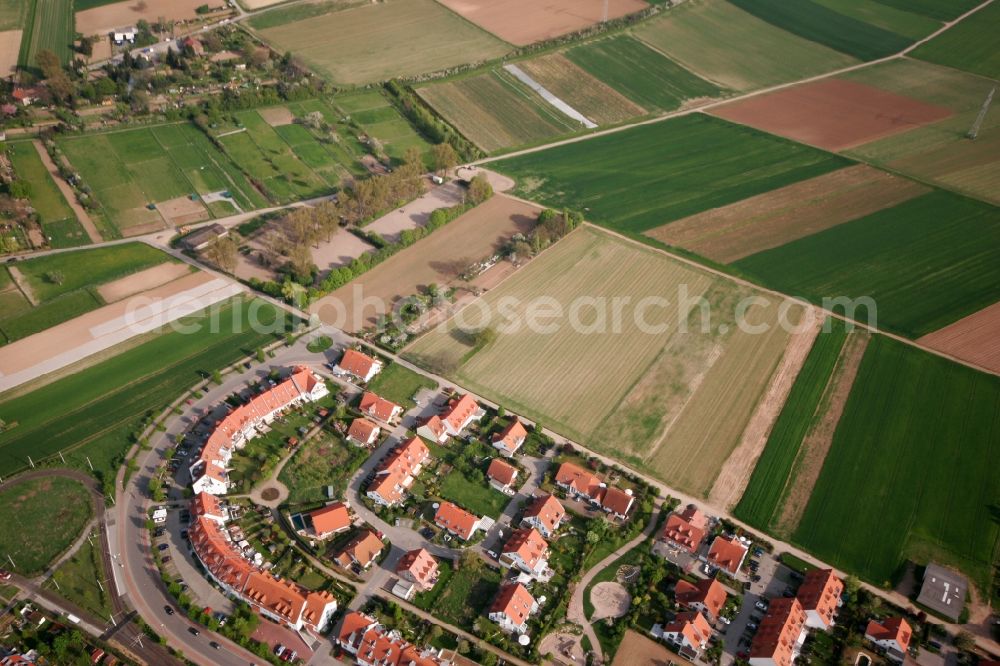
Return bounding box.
[458,549,483,573]
[206,235,239,273]
[457,639,470,654]
[954,631,976,652]
[467,173,493,205]
[35,49,61,79]
[45,270,64,285]
[431,142,458,175]
[256,348,265,363]
[77,36,94,58]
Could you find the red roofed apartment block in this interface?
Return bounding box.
[395,548,439,592]
[487,458,519,494]
[797,568,843,630]
[865,617,912,661]
[675,577,729,619]
[416,415,449,444]
[309,502,352,539]
[440,394,483,436]
[521,493,565,538]
[366,437,429,507]
[499,527,550,578]
[660,505,709,553]
[488,583,538,634]
[346,418,381,447]
[492,419,527,456]
[659,610,713,659]
[359,392,402,424]
[434,501,481,540]
[707,535,749,576]
[190,492,227,524]
[333,348,383,383]
[749,598,807,666]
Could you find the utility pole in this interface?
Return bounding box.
[967,86,995,139]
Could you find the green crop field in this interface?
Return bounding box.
[0,298,296,478]
[839,59,1000,206]
[0,476,92,574]
[911,1,1000,80]
[734,320,848,529]
[18,0,73,67]
[873,0,979,22]
[634,0,858,91]
[564,35,724,111]
[417,70,583,153]
[792,335,1000,591]
[58,124,266,233]
[494,114,848,235]
[0,0,28,31]
[811,0,940,39]
[0,289,101,343]
[733,191,1000,339]
[727,0,915,60]
[7,142,87,248]
[251,0,509,84]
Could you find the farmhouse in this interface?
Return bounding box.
[916,563,966,621]
[796,569,843,630]
[309,502,352,539]
[486,458,519,494]
[358,392,402,424]
[521,493,565,538]
[656,610,713,659]
[333,349,383,383]
[659,505,709,554]
[346,418,381,447]
[706,535,748,576]
[674,577,728,619]
[434,501,482,541]
[11,88,41,107]
[439,393,484,436]
[334,530,384,570]
[416,415,448,444]
[112,27,137,44]
[488,583,538,635]
[749,598,807,666]
[492,419,527,456]
[864,617,911,661]
[190,367,328,495]
[335,611,451,665]
[395,548,439,592]
[181,223,227,251]
[366,437,429,506]
[499,527,550,579]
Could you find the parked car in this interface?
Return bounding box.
[751,574,762,582]
[275,645,285,657]
[162,556,172,563]
[164,605,174,615]
[755,600,768,611]
[157,543,169,551]
[747,622,758,631]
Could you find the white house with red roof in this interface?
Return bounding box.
[333,348,382,383]
[416,415,448,444]
[395,548,439,592]
[657,611,713,659]
[865,617,912,661]
[346,418,381,447]
[499,527,550,579]
[675,578,729,619]
[492,419,527,456]
[439,394,484,436]
[434,501,482,540]
[553,461,634,518]
[366,437,429,507]
[521,493,565,538]
[309,502,353,539]
[486,458,519,495]
[488,583,537,635]
[335,611,451,665]
[706,535,749,576]
[659,504,709,554]
[358,392,402,424]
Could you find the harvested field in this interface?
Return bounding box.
[310,194,539,332]
[417,70,582,153]
[839,59,1000,205]
[258,106,294,127]
[252,0,509,84]
[517,53,646,125]
[95,262,192,302]
[611,630,682,666]
[734,190,1000,339]
[709,79,952,152]
[156,195,209,227]
[436,0,647,46]
[495,114,847,235]
[634,0,857,92]
[76,0,210,36]
[0,29,20,76]
[646,165,929,263]
[918,301,1000,375]
[406,226,809,496]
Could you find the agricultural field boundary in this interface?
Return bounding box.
[502,63,596,128]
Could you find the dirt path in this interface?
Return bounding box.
[6,266,38,306]
[775,330,870,534]
[708,312,822,509]
[32,141,103,244]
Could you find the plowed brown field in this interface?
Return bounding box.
[919,300,1000,375]
[709,79,952,151]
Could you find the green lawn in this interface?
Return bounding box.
[7,142,87,248]
[494,114,847,235]
[734,320,848,529]
[727,0,915,60]
[0,298,296,478]
[411,560,501,630]
[910,1,1000,79]
[565,35,725,111]
[44,536,111,618]
[279,431,367,506]
[366,363,436,408]
[733,190,1000,339]
[792,335,1000,592]
[17,242,170,301]
[438,468,510,518]
[0,476,92,574]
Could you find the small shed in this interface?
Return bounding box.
[181,223,228,251]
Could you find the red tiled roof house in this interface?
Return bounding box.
[675,577,729,619]
[521,493,565,538]
[864,617,911,661]
[499,527,549,578]
[492,419,527,456]
[487,458,519,495]
[309,502,352,539]
[333,349,382,383]
[346,418,381,447]
[395,548,439,592]
[797,568,843,630]
[488,583,537,634]
[434,501,481,541]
